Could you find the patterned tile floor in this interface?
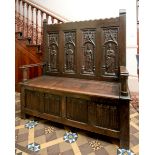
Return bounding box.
[15,92,139,155]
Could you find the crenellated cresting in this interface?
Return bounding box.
[15,0,69,45]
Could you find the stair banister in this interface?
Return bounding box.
[15,0,69,45]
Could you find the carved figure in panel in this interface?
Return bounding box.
[50,45,57,69]
[102,28,118,76]
[64,32,75,72]
[48,33,59,72]
[82,30,96,74]
[66,44,74,71]
[85,44,93,72]
[106,43,115,73]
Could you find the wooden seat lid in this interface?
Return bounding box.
[22,76,120,99]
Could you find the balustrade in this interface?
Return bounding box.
[15,0,68,46]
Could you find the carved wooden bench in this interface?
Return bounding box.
[20,9,131,149]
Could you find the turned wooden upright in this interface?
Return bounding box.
[20,9,131,149]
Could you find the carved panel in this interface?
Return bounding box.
[102,28,119,77]
[95,101,119,130]
[66,97,88,123]
[25,90,44,112]
[64,31,76,73]
[44,93,61,116]
[81,30,96,75]
[47,32,59,72]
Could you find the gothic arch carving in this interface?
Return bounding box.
[48,32,59,72]
[81,30,96,75]
[64,31,76,73]
[102,28,119,77]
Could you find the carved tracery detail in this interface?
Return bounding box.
[82,30,96,75]
[102,28,119,76]
[64,32,76,73]
[48,33,59,72]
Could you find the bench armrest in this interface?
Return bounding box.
[20,62,46,82]
[120,66,129,96]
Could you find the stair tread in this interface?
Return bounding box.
[27,44,41,47]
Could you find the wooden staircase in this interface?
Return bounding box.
[15,0,69,91]
[15,32,43,91]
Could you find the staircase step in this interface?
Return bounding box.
[27,44,42,53]
[15,33,31,45]
[15,34,42,53]
[15,32,23,39]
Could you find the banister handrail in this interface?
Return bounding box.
[23,0,70,23]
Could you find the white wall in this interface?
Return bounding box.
[31,0,138,76]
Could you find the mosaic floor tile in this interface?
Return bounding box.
[35,128,45,138]
[78,143,93,155]
[25,120,38,129]
[45,132,57,142]
[15,148,22,155]
[59,140,72,153]
[89,140,104,151]
[34,134,47,146]
[63,131,78,143]
[27,142,40,152]
[17,132,29,143]
[76,132,88,146]
[61,149,74,155]
[117,148,135,155]
[104,144,118,155]
[47,144,60,155]
[130,134,139,146]
[45,126,55,134]
[95,148,109,155]
[18,141,29,149]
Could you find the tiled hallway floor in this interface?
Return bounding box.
[15,91,139,155]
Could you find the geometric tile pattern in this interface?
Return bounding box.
[117,148,135,155]
[63,131,78,143]
[27,142,41,152]
[89,140,103,151]
[130,92,139,113]
[15,148,27,155]
[45,126,55,135]
[25,120,38,129]
[15,92,139,155]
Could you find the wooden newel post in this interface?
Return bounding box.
[120,66,129,96]
[21,67,29,82]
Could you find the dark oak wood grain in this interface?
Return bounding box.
[20,10,131,149]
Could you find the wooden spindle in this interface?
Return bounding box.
[36,8,38,44]
[22,1,25,37]
[15,0,17,31]
[18,0,20,31]
[51,16,54,24]
[18,0,20,15]
[58,20,61,23]
[40,11,43,44]
[46,14,49,24]
[26,4,29,37]
[56,19,58,24]
[15,0,17,12]
[31,6,34,44]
